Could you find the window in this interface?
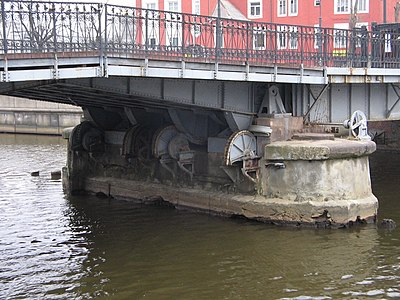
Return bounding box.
[142,0,159,49]
[335,0,349,14]
[353,22,368,47]
[357,0,369,13]
[289,0,298,16]
[314,24,322,49]
[253,27,266,50]
[314,0,320,6]
[143,0,157,10]
[289,26,298,49]
[192,0,200,15]
[168,0,179,12]
[277,25,287,49]
[385,33,392,53]
[278,0,287,17]
[248,1,262,18]
[164,0,182,47]
[334,23,349,48]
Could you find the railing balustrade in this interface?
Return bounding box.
[1,0,399,69]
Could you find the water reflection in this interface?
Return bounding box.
[0,134,399,299]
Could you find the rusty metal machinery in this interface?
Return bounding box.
[223,130,259,183]
[152,125,195,179]
[70,121,104,153]
[343,110,371,141]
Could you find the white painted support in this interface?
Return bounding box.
[8,67,101,82]
[53,54,59,80]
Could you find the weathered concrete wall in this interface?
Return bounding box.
[262,139,378,225]
[0,96,82,135]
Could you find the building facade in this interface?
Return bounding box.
[133,0,399,29]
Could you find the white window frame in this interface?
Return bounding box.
[357,0,369,13]
[334,23,349,48]
[314,24,321,49]
[248,1,262,19]
[278,0,287,17]
[288,26,298,49]
[253,27,266,50]
[164,0,181,12]
[277,25,287,49]
[192,0,200,15]
[334,0,350,14]
[143,0,158,10]
[353,22,368,47]
[164,0,182,47]
[289,0,298,16]
[314,0,321,6]
[142,0,159,49]
[385,33,392,53]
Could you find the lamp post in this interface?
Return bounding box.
[383,0,387,23]
[318,0,323,64]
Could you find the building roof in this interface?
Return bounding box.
[212,0,248,21]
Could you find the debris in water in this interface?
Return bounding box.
[380,219,396,229]
[51,170,61,180]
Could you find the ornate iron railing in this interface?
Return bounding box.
[1,0,400,69]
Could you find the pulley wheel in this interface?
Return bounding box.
[349,110,367,138]
[152,125,179,158]
[224,130,257,166]
[168,134,190,160]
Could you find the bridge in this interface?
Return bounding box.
[0,0,396,226]
[2,0,400,125]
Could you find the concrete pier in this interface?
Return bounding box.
[63,122,378,228]
[262,138,378,226]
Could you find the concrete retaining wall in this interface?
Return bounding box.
[0,96,82,135]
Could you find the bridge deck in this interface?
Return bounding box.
[2,52,400,85]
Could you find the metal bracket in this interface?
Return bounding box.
[303,83,330,123]
[142,58,149,77]
[387,84,400,118]
[180,61,185,78]
[214,62,219,79]
[53,54,59,80]
[2,58,9,82]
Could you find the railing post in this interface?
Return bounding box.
[323,28,327,66]
[245,21,249,64]
[1,0,8,53]
[104,4,108,55]
[181,13,185,58]
[145,9,148,55]
[274,24,278,65]
[52,3,57,52]
[215,0,221,62]
[300,27,304,65]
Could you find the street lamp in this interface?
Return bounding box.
[318,0,323,64]
[383,0,387,23]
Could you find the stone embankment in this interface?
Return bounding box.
[0,96,81,135]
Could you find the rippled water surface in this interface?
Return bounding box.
[0,134,400,299]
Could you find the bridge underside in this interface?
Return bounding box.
[1,56,400,130]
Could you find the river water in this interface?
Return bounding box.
[0,134,400,299]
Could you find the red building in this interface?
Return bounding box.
[133,0,399,30]
[124,0,400,66]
